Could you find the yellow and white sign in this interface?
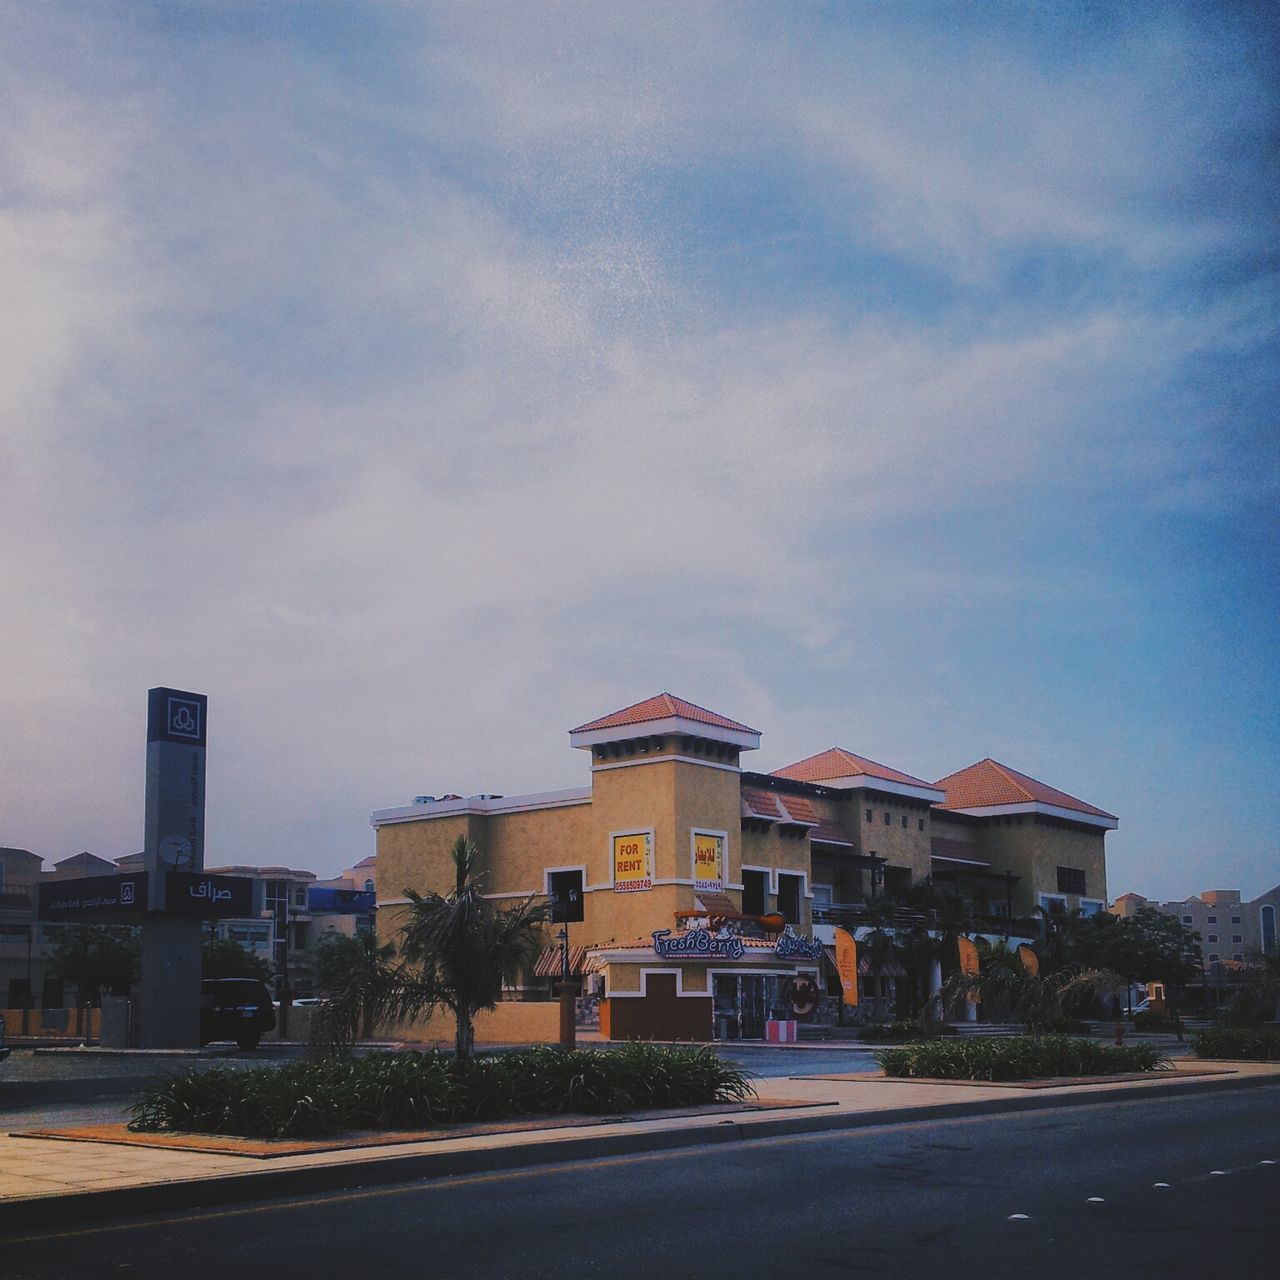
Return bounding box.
[612,831,653,893]
[834,926,859,1006]
[692,831,724,893]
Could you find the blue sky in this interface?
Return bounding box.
[2,2,1276,900]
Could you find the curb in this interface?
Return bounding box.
[3,1069,1278,1234]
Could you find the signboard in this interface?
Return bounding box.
[144,686,208,910]
[612,830,653,893]
[692,831,724,893]
[957,935,981,1004]
[38,874,148,922]
[652,928,744,960]
[834,926,858,1006]
[164,872,255,918]
[1016,944,1040,977]
[309,888,376,914]
[775,925,824,960]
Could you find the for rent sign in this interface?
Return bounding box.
[612,830,653,892]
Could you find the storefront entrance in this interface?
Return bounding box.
[713,974,788,1040]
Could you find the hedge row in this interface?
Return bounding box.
[1192,1027,1280,1062]
[128,1045,755,1139]
[877,1035,1171,1081]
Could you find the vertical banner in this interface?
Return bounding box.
[612,830,654,893]
[834,926,859,1006]
[957,935,980,1004]
[1016,944,1040,977]
[692,831,725,893]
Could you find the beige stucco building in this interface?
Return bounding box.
[372,693,1117,1040]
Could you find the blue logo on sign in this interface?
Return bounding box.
[167,697,202,740]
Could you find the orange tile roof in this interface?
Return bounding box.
[776,794,819,827]
[809,817,853,846]
[741,787,786,821]
[934,758,1116,820]
[571,693,759,735]
[772,746,934,789]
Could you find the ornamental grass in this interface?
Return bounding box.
[1191,1027,1280,1062]
[128,1045,754,1139]
[877,1035,1171,1082]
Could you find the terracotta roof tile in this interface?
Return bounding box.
[772,747,934,789]
[809,817,853,846]
[934,758,1115,820]
[776,794,819,827]
[572,693,758,735]
[741,787,786,821]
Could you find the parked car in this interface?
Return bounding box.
[200,978,276,1050]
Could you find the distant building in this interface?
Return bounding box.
[1112,885,1280,967]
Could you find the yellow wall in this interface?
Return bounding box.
[976,817,1108,915]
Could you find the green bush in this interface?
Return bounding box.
[877,1035,1171,1081]
[1192,1027,1280,1061]
[129,1045,754,1139]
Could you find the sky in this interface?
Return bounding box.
[2,2,1276,902]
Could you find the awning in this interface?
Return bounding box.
[533,945,590,978]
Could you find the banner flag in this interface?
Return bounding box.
[834,926,859,1007]
[1016,944,1040,977]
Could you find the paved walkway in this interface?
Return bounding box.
[3,1055,1278,1230]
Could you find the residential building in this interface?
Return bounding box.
[1112,885,1280,967]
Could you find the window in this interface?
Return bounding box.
[1232,934,1243,943]
[917,819,925,832]
[741,870,767,917]
[1233,954,1244,962]
[1207,934,1218,943]
[777,874,803,924]
[548,869,584,923]
[865,809,873,823]
[294,887,307,908]
[1231,916,1241,924]
[1207,915,1217,924]
[1208,953,1220,962]
[1056,866,1087,896]
[899,815,907,828]
[883,812,891,825]
[364,879,375,893]
[1182,915,1193,924]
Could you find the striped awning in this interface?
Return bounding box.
[532,945,590,978]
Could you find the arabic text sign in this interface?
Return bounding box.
[692,831,724,892]
[38,874,148,922]
[652,928,745,960]
[164,871,254,917]
[613,831,653,892]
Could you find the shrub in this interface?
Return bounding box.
[877,1035,1171,1082]
[1191,1027,1280,1062]
[129,1045,754,1139]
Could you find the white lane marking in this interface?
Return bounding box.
[1087,1197,1105,1203]
[1152,1182,1170,1188]
[1261,1160,1276,1165]
[1007,1214,1029,1221]
[1210,1170,1226,1176]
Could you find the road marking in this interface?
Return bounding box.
[1210,1170,1226,1175]
[1153,1182,1170,1188]
[1087,1196,1105,1203]
[1007,1214,1029,1221]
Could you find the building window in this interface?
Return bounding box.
[1207,915,1217,924]
[1207,934,1218,943]
[1232,934,1243,943]
[1231,916,1241,924]
[741,870,768,917]
[899,815,907,829]
[883,812,891,825]
[1208,953,1220,962]
[865,809,873,823]
[548,869,585,923]
[1182,915,1193,924]
[777,874,803,924]
[917,819,925,832]
[1056,866,1087,896]
[1233,954,1244,962]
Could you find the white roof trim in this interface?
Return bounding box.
[931,853,992,868]
[799,774,945,803]
[371,787,592,827]
[941,801,1117,830]
[570,715,760,752]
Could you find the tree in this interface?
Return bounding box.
[1080,908,1201,990]
[939,963,1125,1034]
[1034,904,1089,973]
[202,936,273,981]
[50,925,140,1005]
[314,837,548,1060]
[311,929,396,1040]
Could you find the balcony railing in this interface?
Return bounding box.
[811,900,1041,938]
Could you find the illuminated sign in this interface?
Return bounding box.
[38,874,148,922]
[652,928,744,960]
[164,872,255,917]
[612,831,653,893]
[774,925,824,960]
[692,831,724,893]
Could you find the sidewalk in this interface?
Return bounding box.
[3,1058,1278,1232]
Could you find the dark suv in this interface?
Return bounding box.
[200,978,276,1050]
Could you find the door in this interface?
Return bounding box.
[739,976,767,1040]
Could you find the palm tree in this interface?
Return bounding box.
[314,837,548,1060]
[939,963,1125,1034]
[1034,904,1088,974]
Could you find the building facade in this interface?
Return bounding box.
[1113,886,1280,967]
[372,693,1117,1041]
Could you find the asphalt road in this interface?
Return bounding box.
[3,1086,1277,1279]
